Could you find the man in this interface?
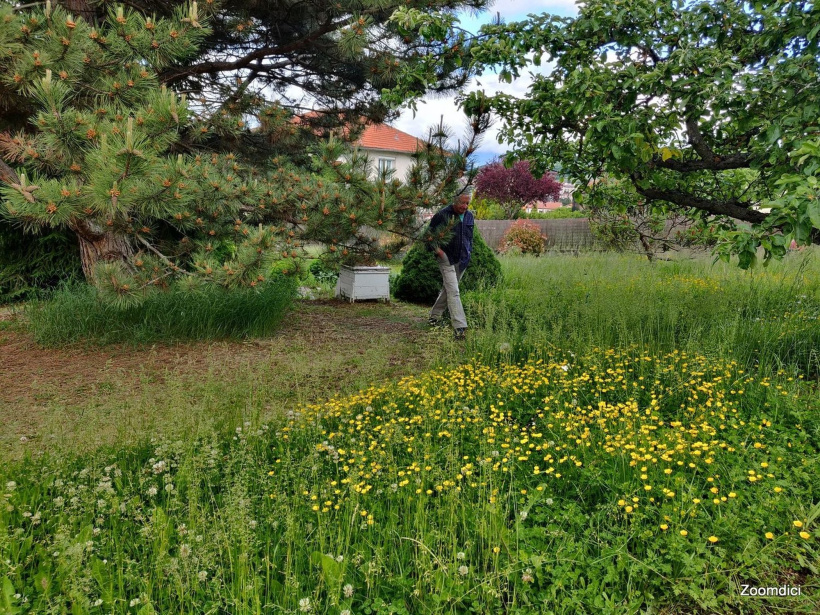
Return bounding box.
[427,194,474,340]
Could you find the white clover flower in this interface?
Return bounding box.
[5,481,16,491]
[179,544,191,558]
[341,611,351,615]
[298,597,311,612]
[93,598,103,607]
[522,569,534,583]
[545,498,554,505]
[498,342,511,353]
[519,510,528,521]
[458,565,469,576]
[54,497,64,507]
[336,554,344,563]
[561,364,569,372]
[164,483,174,493]
[456,551,466,560]
[19,436,28,442]
[197,570,208,582]
[129,597,140,607]
[146,486,158,497]
[248,520,258,530]
[343,583,354,597]
[151,460,166,474]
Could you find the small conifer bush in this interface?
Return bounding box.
[393,231,501,304]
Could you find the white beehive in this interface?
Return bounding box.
[335,266,391,302]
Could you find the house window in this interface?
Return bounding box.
[377,157,396,176]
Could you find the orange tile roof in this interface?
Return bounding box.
[291,113,424,153]
[355,124,424,154]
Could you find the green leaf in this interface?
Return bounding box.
[807,199,820,230]
[310,551,344,588]
[1,578,21,615]
[765,124,782,144]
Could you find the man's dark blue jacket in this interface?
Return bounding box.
[428,205,474,272]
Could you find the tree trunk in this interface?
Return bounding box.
[75,227,135,281]
[58,0,97,25]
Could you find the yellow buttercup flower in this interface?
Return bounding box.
[708,536,719,543]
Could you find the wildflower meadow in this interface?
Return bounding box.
[2,252,819,614]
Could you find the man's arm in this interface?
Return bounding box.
[425,210,453,255]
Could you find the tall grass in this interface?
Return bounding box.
[463,250,820,375]
[26,276,297,346]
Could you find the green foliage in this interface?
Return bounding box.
[519,208,586,219]
[26,275,297,346]
[0,219,81,303]
[308,258,340,286]
[499,219,545,255]
[0,3,488,304]
[456,0,820,263]
[393,231,500,303]
[470,196,506,220]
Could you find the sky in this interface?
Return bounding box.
[392,1,580,164]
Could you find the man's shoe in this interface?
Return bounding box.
[428,316,440,327]
[454,328,467,341]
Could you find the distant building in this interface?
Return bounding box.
[559,181,576,204]
[354,124,424,182]
[522,201,564,214]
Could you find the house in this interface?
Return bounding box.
[291,113,424,182]
[522,201,564,214]
[354,123,424,182]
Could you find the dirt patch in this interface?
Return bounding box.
[0,299,441,459]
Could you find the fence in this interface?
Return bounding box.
[475,219,600,252]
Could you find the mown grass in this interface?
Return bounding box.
[25,275,298,346]
[1,251,818,614]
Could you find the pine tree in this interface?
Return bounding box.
[0,2,487,305]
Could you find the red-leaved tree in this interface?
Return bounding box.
[475,160,561,218]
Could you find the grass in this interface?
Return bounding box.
[463,250,820,376]
[1,251,818,613]
[25,275,298,347]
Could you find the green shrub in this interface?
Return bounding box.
[499,219,546,255]
[0,221,83,303]
[393,231,501,303]
[308,258,340,285]
[471,197,507,220]
[520,208,586,219]
[27,275,297,346]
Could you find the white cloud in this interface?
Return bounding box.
[488,0,580,18]
[395,65,547,162]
